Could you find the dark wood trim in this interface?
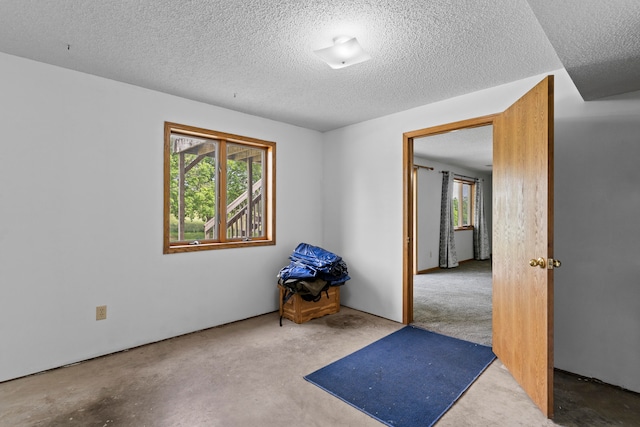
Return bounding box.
[416,266,440,275]
[415,258,483,275]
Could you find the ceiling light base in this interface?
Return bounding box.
[314,36,371,69]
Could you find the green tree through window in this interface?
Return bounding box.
[164,122,275,254]
[452,179,474,229]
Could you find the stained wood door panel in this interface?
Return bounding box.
[492,76,554,417]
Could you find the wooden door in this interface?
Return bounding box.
[492,76,555,417]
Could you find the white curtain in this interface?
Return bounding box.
[473,179,491,260]
[439,171,459,268]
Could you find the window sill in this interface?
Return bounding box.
[164,238,275,254]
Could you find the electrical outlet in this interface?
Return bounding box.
[96,305,107,321]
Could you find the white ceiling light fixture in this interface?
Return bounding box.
[314,36,371,69]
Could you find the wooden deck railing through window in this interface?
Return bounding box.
[204,179,263,239]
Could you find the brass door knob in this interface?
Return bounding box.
[529,258,546,268]
[529,258,562,269]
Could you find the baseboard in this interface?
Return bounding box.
[416,266,440,275]
[416,258,480,275]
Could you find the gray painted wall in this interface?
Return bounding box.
[553,89,640,391]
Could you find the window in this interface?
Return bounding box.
[452,178,474,230]
[164,122,275,253]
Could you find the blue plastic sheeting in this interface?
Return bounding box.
[279,261,317,280]
[289,242,341,271]
[279,243,350,286]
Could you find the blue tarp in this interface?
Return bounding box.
[279,243,350,286]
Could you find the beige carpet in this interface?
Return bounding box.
[1,306,638,425]
[413,259,492,346]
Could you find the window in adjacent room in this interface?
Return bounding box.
[164,122,276,253]
[452,178,474,230]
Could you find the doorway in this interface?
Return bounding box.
[402,75,556,417]
[402,115,496,326]
[411,125,493,345]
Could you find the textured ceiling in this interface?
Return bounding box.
[527,0,640,100]
[414,126,493,174]
[0,0,561,132]
[0,1,636,133]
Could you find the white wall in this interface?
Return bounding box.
[414,158,492,271]
[415,163,441,271]
[0,52,324,382]
[553,86,640,393]
[323,70,640,393]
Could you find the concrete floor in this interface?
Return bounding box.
[1,307,639,426]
